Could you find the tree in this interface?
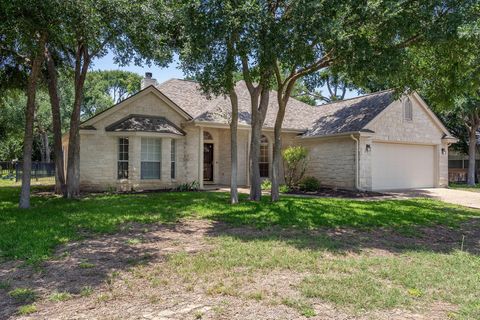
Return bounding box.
[178,1,243,204]
[293,70,356,105]
[178,0,275,202]
[365,2,479,185]
[46,0,173,198]
[0,0,57,208]
[81,70,142,118]
[266,0,468,201]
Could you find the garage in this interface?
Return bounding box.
[372,142,435,190]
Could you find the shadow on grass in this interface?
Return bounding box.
[1,187,479,263]
[0,186,479,318]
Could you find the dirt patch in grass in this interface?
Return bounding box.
[1,219,478,319]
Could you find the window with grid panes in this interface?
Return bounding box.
[259,135,269,178]
[117,138,129,179]
[171,139,176,179]
[141,138,161,179]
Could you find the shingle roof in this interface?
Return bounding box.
[302,91,394,137]
[105,114,185,135]
[156,79,394,137]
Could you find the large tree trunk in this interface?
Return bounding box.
[66,45,90,198]
[41,131,50,162]
[19,34,47,209]
[467,125,478,186]
[229,89,239,204]
[271,100,287,201]
[249,86,269,201]
[45,48,66,195]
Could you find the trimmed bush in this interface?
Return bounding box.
[283,146,309,188]
[299,176,320,192]
[261,179,272,190]
[279,184,290,193]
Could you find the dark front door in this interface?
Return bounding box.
[203,143,214,181]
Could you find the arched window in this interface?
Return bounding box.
[404,98,413,121]
[203,131,213,140]
[259,135,269,178]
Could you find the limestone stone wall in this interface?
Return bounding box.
[299,137,356,189]
[78,133,192,192]
[75,90,199,191]
[361,95,449,189]
[365,96,444,144]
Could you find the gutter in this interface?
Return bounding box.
[350,134,359,190]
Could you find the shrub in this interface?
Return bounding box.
[299,176,320,192]
[176,181,199,192]
[261,179,272,190]
[279,184,290,193]
[283,146,309,188]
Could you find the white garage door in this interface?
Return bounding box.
[372,143,435,190]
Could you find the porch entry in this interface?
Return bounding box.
[203,143,214,181]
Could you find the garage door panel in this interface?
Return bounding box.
[372,143,434,190]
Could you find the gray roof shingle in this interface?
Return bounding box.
[302,91,393,137]
[105,114,185,135]
[156,79,394,137]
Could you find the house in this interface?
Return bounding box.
[64,73,456,192]
[448,134,480,183]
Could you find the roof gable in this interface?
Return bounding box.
[81,85,193,128]
[105,114,185,135]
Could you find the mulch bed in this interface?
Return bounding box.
[287,187,386,198]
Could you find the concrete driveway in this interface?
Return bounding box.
[388,188,480,209]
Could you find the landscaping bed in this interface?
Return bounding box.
[286,187,386,198]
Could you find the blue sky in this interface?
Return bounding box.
[92,52,185,83]
[93,51,359,101]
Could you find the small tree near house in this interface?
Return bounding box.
[283,146,308,189]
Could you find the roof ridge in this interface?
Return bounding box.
[316,89,394,107]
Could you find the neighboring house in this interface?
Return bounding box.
[448,135,480,183]
[63,73,456,192]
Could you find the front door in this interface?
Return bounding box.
[203,143,214,182]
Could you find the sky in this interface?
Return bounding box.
[93,51,359,101]
[92,51,184,83]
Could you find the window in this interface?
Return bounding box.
[203,131,213,140]
[171,139,176,179]
[404,98,413,121]
[259,135,269,178]
[141,138,161,179]
[448,160,463,169]
[117,137,129,179]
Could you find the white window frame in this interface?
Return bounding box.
[141,137,162,180]
[170,139,176,180]
[259,135,269,178]
[117,137,129,180]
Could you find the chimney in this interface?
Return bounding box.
[141,72,158,89]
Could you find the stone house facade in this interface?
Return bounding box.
[64,74,456,192]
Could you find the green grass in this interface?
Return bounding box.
[162,235,480,319]
[0,186,479,264]
[2,186,479,318]
[17,304,37,315]
[8,288,36,303]
[282,297,316,317]
[48,291,72,302]
[450,183,480,193]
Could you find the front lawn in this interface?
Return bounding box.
[450,183,480,193]
[0,186,478,264]
[1,186,480,319]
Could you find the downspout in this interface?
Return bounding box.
[350,134,359,190]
